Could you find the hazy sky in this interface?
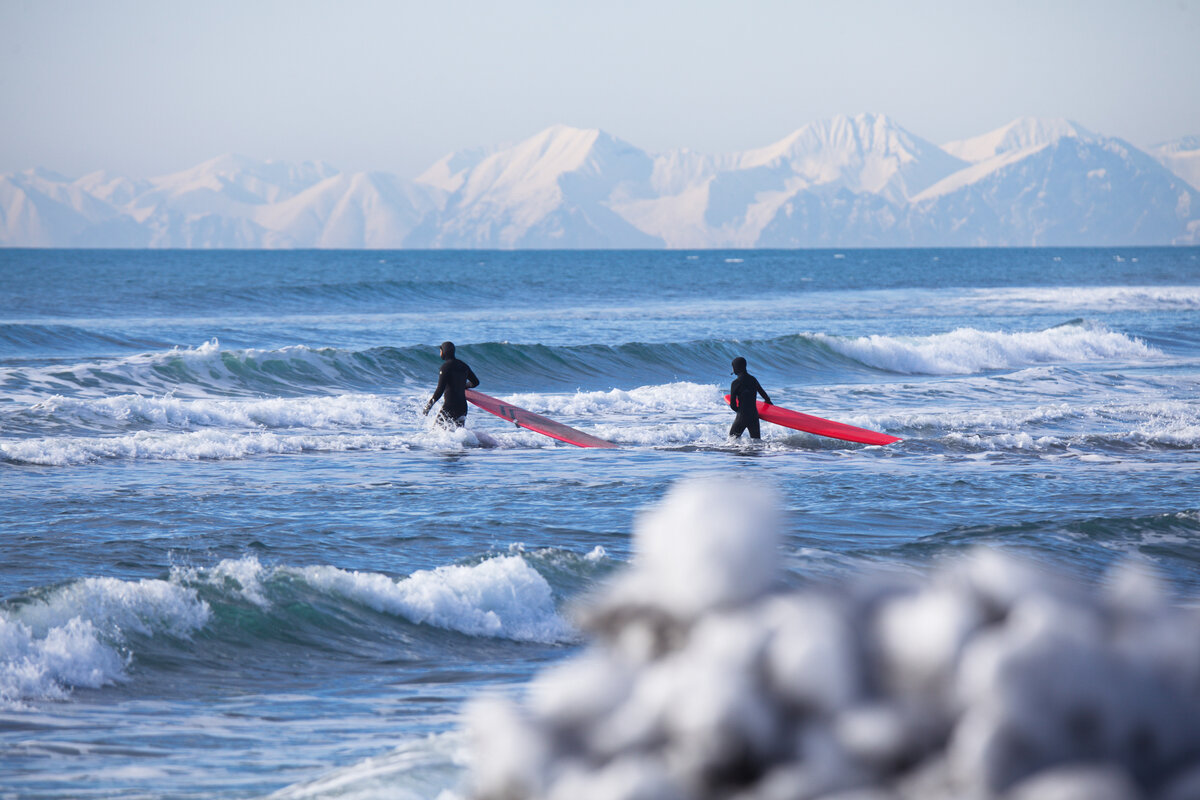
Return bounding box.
[3,0,1199,179]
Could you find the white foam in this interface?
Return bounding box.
[0,617,125,704]
[30,392,409,431]
[896,397,1200,453]
[1,577,210,704]
[294,556,573,643]
[505,382,722,416]
[815,323,1160,375]
[464,479,1200,800]
[0,430,416,466]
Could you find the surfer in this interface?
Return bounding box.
[423,341,480,428]
[728,356,772,440]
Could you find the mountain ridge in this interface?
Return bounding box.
[3,115,1198,247]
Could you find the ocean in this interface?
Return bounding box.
[1,248,1198,799]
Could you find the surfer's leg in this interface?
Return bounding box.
[729,417,746,438]
[435,409,465,429]
[748,417,761,440]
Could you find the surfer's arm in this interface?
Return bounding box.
[424,365,449,414]
[756,379,772,406]
[466,366,480,389]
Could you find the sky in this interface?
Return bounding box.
[2,0,1199,180]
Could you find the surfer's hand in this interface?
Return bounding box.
[422,400,432,415]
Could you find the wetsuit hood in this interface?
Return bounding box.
[440,341,456,360]
[731,356,747,375]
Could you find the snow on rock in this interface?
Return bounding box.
[463,478,1200,800]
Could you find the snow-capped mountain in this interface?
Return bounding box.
[616,114,967,247]
[3,116,1198,248]
[907,134,1198,246]
[408,125,662,248]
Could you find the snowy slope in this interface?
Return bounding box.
[942,117,1096,163]
[738,113,965,203]
[407,125,663,248]
[0,157,434,248]
[258,172,438,248]
[0,168,144,246]
[611,114,965,247]
[1152,136,1200,192]
[909,135,1199,246]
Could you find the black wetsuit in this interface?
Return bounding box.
[431,357,479,427]
[729,371,772,439]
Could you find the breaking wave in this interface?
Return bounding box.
[0,554,578,705]
[814,320,1160,375]
[0,321,1162,404]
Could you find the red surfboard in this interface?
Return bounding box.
[467,390,618,449]
[725,395,901,445]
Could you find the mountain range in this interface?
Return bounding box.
[3,114,1198,248]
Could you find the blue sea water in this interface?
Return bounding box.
[1,248,1198,798]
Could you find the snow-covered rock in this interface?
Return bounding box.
[462,478,1200,800]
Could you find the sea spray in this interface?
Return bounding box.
[464,479,1200,800]
[0,577,210,705]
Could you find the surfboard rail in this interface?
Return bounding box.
[466,390,618,449]
[725,395,900,445]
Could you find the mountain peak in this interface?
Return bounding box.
[942,117,1096,163]
[735,113,964,201]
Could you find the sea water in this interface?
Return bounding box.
[1,248,1198,798]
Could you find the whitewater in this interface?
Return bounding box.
[1,247,1198,799]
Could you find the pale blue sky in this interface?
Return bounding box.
[3,0,1199,179]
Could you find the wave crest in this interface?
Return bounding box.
[816,321,1160,375]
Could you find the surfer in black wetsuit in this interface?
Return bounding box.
[423,341,480,428]
[728,356,772,440]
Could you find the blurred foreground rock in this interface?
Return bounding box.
[466,479,1200,800]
